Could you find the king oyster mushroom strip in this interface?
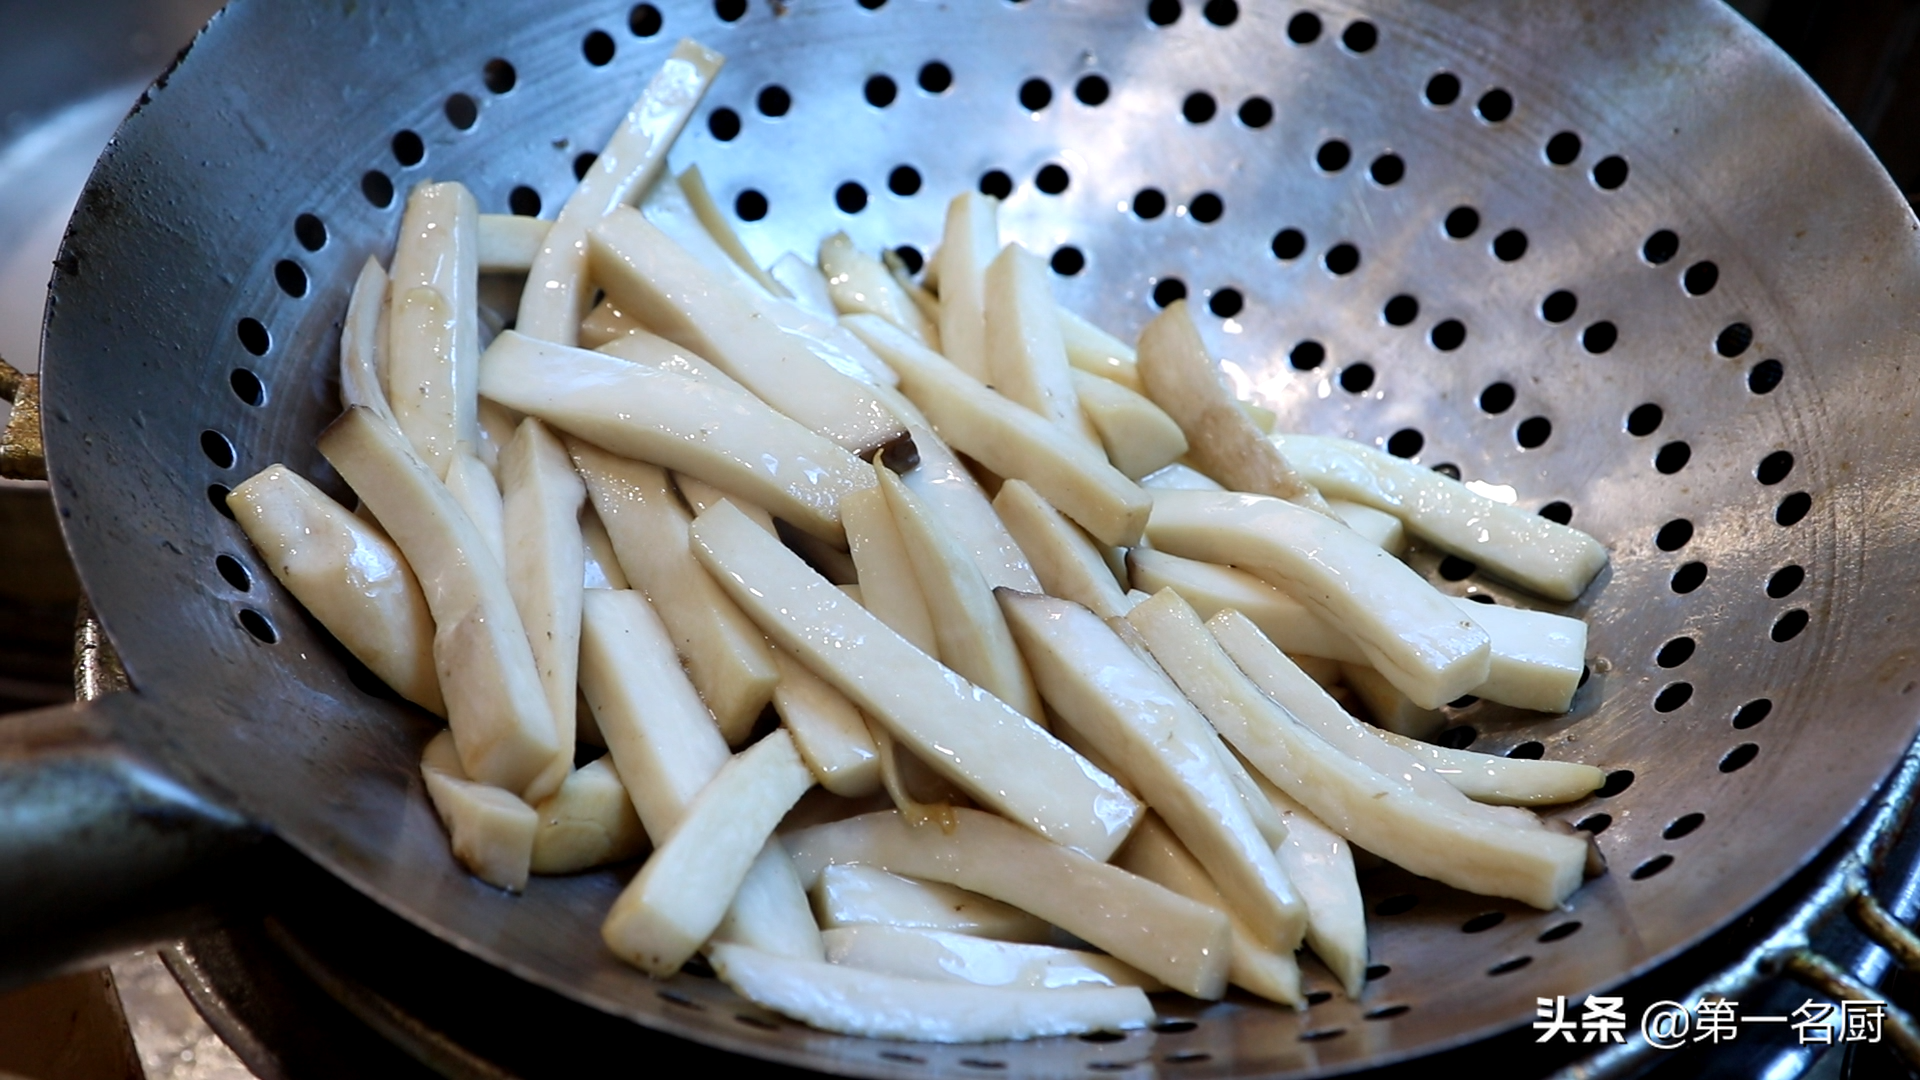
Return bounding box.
[235,35,1638,1041]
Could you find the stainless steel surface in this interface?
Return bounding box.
[28,0,1920,1075]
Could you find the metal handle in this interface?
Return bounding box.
[0,617,260,991]
[0,355,45,481]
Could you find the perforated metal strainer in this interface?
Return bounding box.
[27,0,1920,1074]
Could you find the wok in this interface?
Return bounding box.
[9,0,1920,1074]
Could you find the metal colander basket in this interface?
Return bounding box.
[37,0,1920,1074]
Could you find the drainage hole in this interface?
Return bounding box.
[1684,260,1719,296]
[1476,88,1513,122]
[1298,1029,1344,1043]
[735,189,768,222]
[1655,441,1691,474]
[238,609,277,644]
[582,29,615,65]
[1655,518,1693,551]
[1776,491,1811,526]
[1430,319,1466,351]
[1324,243,1360,275]
[216,554,251,591]
[207,484,235,519]
[1438,555,1476,581]
[1756,449,1794,485]
[1183,92,1217,124]
[708,108,741,140]
[1019,77,1052,111]
[1425,71,1460,105]
[1077,75,1111,106]
[444,93,478,130]
[1643,228,1679,264]
[1189,191,1223,223]
[1664,812,1705,840]
[1436,726,1476,749]
[1626,402,1662,435]
[509,186,541,217]
[1540,289,1577,323]
[1539,921,1583,942]
[1370,153,1404,185]
[1366,1004,1410,1020]
[1443,205,1480,238]
[1287,12,1322,43]
[1596,769,1635,797]
[1488,956,1533,976]
[1630,854,1673,880]
[1656,637,1695,668]
[1290,340,1325,371]
[1582,321,1617,353]
[1385,429,1424,458]
[1575,812,1612,834]
[1341,19,1377,51]
[1272,228,1306,260]
[1238,95,1272,127]
[1716,321,1754,357]
[1516,416,1551,448]
[1461,911,1506,933]
[630,3,663,36]
[918,61,953,94]
[1539,501,1573,525]
[200,430,236,469]
[1772,609,1809,642]
[1749,358,1784,394]
[1478,381,1515,413]
[1767,564,1804,599]
[1733,698,1773,729]
[230,368,265,407]
[1492,228,1528,261]
[1653,682,1693,712]
[483,58,516,94]
[274,260,308,298]
[864,74,897,108]
[1507,741,1545,759]
[1052,246,1085,276]
[1207,288,1242,317]
[1384,294,1419,325]
[1722,743,1762,773]
[236,318,271,356]
[1545,130,1581,164]
[1592,154,1630,189]
[1315,139,1350,171]
[1340,363,1374,393]
[1152,278,1187,308]
[1671,561,1708,594]
[979,170,1014,199]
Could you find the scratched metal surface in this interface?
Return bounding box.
[36,0,1920,1074]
